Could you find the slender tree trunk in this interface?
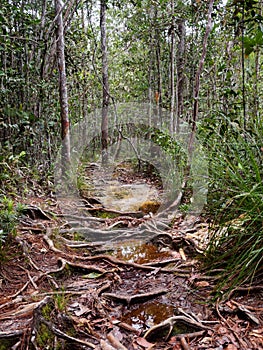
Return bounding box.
[152,6,163,126]
[55,0,71,175]
[175,18,186,133]
[100,0,109,165]
[170,0,175,134]
[188,0,214,155]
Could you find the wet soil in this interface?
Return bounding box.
[0,165,262,349]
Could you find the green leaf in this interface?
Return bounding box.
[83,272,103,279]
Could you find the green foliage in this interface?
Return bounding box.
[53,288,69,312]
[0,197,17,249]
[150,129,187,165]
[202,117,263,296]
[0,151,26,194]
[0,196,25,258]
[36,324,54,348]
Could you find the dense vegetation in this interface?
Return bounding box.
[1,0,263,295]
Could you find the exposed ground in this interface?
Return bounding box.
[0,164,262,350]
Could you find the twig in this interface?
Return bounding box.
[180,337,191,350]
[114,321,140,334]
[228,284,263,299]
[175,330,205,339]
[216,299,248,349]
[100,340,116,350]
[39,316,96,349]
[15,237,41,271]
[231,299,263,312]
[107,332,128,350]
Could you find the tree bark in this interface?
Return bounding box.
[55,0,71,175]
[100,0,109,165]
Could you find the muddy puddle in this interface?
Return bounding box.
[94,180,160,212]
[122,302,174,331]
[110,240,172,264]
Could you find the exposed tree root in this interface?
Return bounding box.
[144,313,212,342]
[102,288,168,306]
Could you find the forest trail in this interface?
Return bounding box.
[0,163,262,350]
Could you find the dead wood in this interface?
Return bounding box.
[215,299,250,349]
[106,332,128,350]
[15,236,42,271]
[0,330,24,338]
[0,297,52,321]
[114,321,140,334]
[102,288,168,305]
[175,330,206,339]
[100,340,116,350]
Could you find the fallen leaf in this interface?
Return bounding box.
[195,280,210,287]
[83,272,103,279]
[179,248,186,261]
[225,345,238,350]
[136,337,155,349]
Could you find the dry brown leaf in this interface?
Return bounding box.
[136,337,155,349]
[195,280,210,287]
[225,345,238,350]
[179,248,186,261]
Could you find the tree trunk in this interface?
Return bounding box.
[188,0,214,156]
[175,18,186,133]
[100,0,109,165]
[169,0,175,134]
[154,6,163,127]
[55,0,71,175]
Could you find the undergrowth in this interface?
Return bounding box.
[200,116,263,296]
[0,196,25,258]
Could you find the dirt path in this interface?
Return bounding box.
[0,163,262,349]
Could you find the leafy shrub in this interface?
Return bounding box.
[0,197,24,252]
